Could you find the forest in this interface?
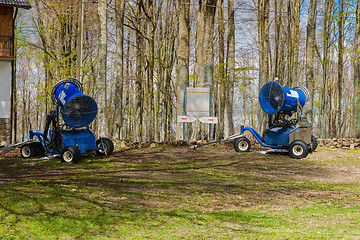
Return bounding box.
[13,0,360,143]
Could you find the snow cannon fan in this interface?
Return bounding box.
[259,81,310,115]
[51,78,97,128]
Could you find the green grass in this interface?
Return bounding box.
[1,146,360,239]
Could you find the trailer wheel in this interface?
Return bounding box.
[234,137,251,152]
[289,140,309,159]
[310,135,318,152]
[96,138,114,156]
[61,146,81,163]
[20,144,35,158]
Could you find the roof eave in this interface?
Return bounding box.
[0,4,31,10]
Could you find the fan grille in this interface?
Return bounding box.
[259,81,284,114]
[63,95,98,128]
[266,82,283,110]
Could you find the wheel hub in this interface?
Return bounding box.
[239,141,248,151]
[63,151,74,163]
[22,147,31,158]
[293,145,304,156]
[97,143,107,155]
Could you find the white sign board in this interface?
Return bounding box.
[177,115,197,123]
[0,62,11,118]
[185,87,210,116]
[199,117,218,124]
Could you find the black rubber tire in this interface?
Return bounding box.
[96,138,114,156]
[32,142,45,156]
[311,135,318,152]
[20,144,35,158]
[288,140,309,159]
[61,146,81,163]
[233,137,251,152]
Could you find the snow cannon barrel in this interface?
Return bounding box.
[259,81,309,115]
[51,78,97,128]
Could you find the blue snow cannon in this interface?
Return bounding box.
[259,81,309,115]
[234,80,316,159]
[52,79,98,128]
[20,77,114,163]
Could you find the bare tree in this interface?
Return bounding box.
[320,0,334,138]
[273,0,284,80]
[224,0,235,137]
[146,0,155,142]
[97,0,109,137]
[354,0,360,137]
[257,0,269,135]
[336,0,345,137]
[217,0,225,139]
[113,0,125,139]
[195,0,217,88]
[305,0,317,126]
[175,0,190,141]
[191,0,217,141]
[134,0,144,142]
[288,0,301,87]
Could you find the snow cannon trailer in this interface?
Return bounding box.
[19,77,114,163]
[234,81,317,159]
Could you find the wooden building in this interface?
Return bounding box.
[0,0,31,146]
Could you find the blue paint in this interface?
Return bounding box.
[29,129,100,154]
[53,80,97,128]
[259,81,308,115]
[240,126,311,149]
[240,126,286,149]
[264,127,292,146]
[61,129,97,153]
[29,131,50,152]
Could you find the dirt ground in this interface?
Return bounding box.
[2,143,360,239]
[307,146,359,159]
[1,143,360,208]
[0,143,359,181]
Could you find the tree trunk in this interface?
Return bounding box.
[320,0,333,138]
[124,32,132,140]
[305,0,317,126]
[147,0,155,142]
[286,0,291,85]
[192,0,217,141]
[224,0,235,137]
[76,0,84,81]
[257,0,269,135]
[165,41,176,141]
[354,0,360,137]
[175,0,190,141]
[288,0,301,87]
[34,0,53,131]
[273,0,283,80]
[97,0,109,138]
[158,60,166,142]
[195,0,217,87]
[114,0,125,139]
[134,0,143,142]
[337,0,345,137]
[157,9,166,142]
[217,0,225,139]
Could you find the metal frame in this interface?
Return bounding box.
[28,130,102,154]
[191,132,244,149]
[240,126,287,149]
[240,125,312,150]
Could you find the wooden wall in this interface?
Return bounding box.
[0,7,13,57]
